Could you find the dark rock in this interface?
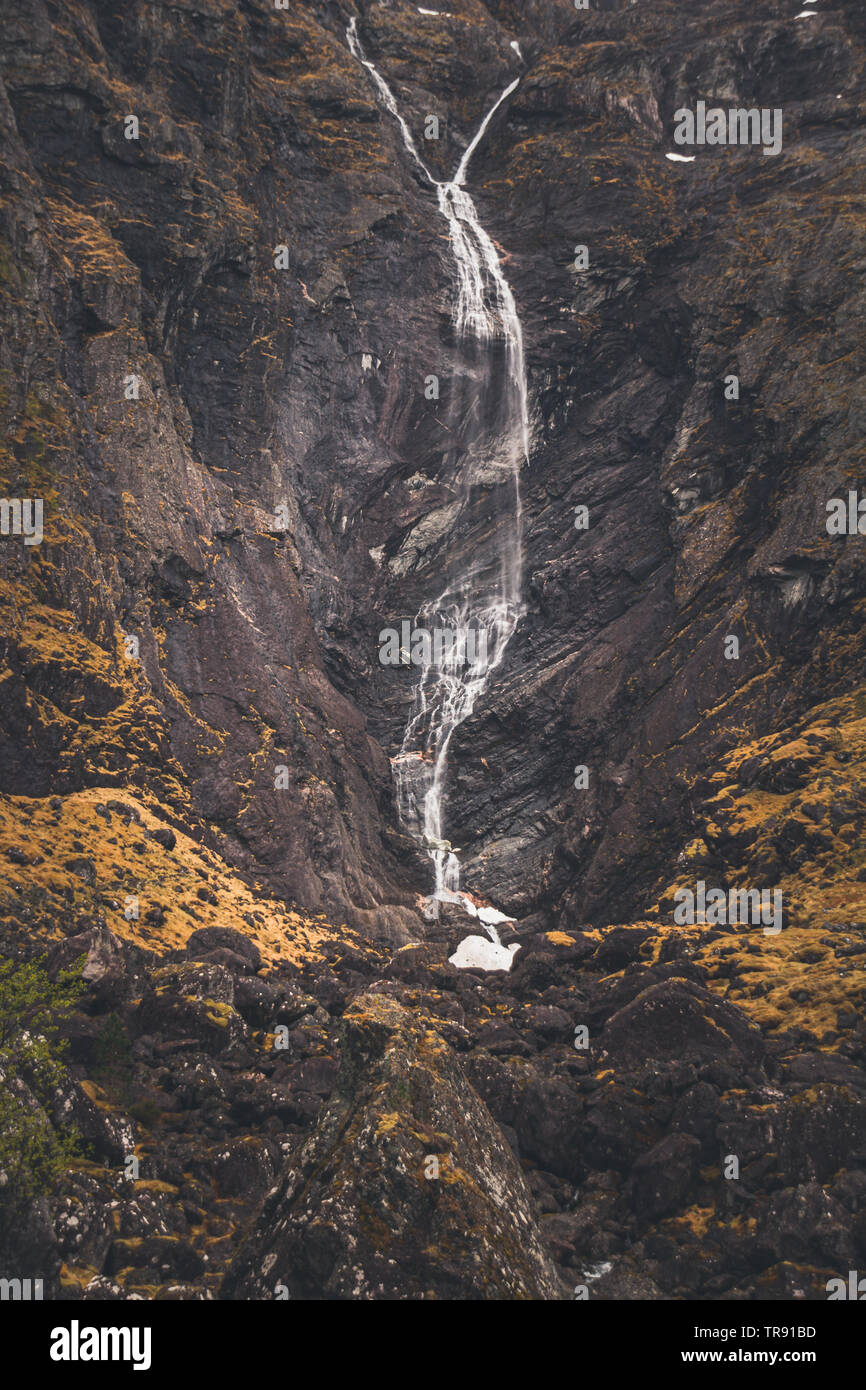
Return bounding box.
[233,976,282,1026]
[46,921,143,1009]
[598,979,765,1072]
[135,963,248,1054]
[755,1185,857,1269]
[523,1003,573,1042]
[194,947,258,976]
[385,943,451,982]
[222,994,563,1300]
[186,929,262,973]
[0,0,864,1305]
[629,1133,702,1220]
[105,1235,204,1281]
[210,1138,278,1199]
[591,926,653,973]
[776,1086,866,1186]
[148,827,177,851]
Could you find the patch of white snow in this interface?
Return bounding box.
[448,937,521,972]
[477,905,515,928]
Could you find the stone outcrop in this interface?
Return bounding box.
[223,993,563,1300]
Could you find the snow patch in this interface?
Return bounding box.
[449,937,521,972]
[666,152,695,162]
[477,905,515,928]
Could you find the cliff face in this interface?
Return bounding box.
[2,0,866,1301]
[3,0,865,933]
[0,0,437,943]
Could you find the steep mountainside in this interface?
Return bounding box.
[1,0,865,1302]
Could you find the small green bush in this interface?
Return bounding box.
[0,953,86,1217]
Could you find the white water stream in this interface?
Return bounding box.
[347,20,529,954]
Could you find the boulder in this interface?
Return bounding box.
[186,928,262,974]
[629,1133,702,1220]
[598,978,765,1072]
[222,994,563,1300]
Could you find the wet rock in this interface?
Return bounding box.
[0,0,864,1305]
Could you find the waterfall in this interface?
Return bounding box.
[347,19,530,925]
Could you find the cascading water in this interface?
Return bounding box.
[347,19,530,944]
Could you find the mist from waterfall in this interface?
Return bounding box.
[347,19,530,918]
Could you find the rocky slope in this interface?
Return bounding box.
[1,0,865,1300]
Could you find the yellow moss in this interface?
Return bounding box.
[201,999,233,1028]
[670,1204,715,1238]
[0,785,342,967]
[132,1179,179,1196]
[59,1262,99,1291]
[375,1112,401,1136]
[653,687,866,1044]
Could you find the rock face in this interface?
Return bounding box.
[1,0,865,931]
[2,911,866,1301]
[223,993,562,1300]
[1,0,866,1303]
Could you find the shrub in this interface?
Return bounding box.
[0,953,85,1218]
